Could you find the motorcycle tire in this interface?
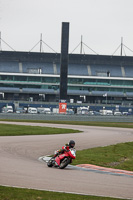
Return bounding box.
[47,158,54,167]
[59,158,70,169]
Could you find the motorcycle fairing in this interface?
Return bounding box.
[55,154,66,166]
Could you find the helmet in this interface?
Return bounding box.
[69,140,75,148]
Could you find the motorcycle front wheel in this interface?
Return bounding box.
[59,158,70,169]
[47,158,54,167]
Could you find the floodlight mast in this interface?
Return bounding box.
[40,33,43,52]
[80,35,83,54]
[0,32,1,50]
[121,37,123,56]
[59,22,69,101]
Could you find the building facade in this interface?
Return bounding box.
[0,51,133,105]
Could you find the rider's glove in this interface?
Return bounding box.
[64,148,69,152]
[58,149,64,153]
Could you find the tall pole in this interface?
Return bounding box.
[40,33,42,52]
[80,35,83,54]
[60,22,69,100]
[0,32,2,51]
[120,37,123,56]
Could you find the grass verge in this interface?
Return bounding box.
[1,119,133,128]
[0,124,81,136]
[0,186,125,200]
[72,141,133,171]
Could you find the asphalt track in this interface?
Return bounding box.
[0,121,133,199]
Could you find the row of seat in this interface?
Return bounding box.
[0,79,133,88]
[0,61,133,77]
[0,86,133,97]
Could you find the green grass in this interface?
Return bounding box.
[0,186,125,200]
[0,124,81,136]
[72,142,133,171]
[1,119,133,128]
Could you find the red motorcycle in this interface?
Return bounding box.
[47,148,76,169]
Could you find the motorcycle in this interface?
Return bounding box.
[47,148,76,169]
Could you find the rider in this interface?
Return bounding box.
[54,140,75,157]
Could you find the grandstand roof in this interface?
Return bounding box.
[1,50,133,65]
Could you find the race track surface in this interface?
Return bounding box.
[0,121,133,199]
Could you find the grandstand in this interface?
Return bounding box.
[0,50,133,105]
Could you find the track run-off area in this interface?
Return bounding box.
[0,121,133,199]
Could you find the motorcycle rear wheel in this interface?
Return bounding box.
[59,158,70,169]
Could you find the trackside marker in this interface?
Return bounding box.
[76,164,133,177]
[39,156,133,178]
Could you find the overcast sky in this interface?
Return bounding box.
[0,0,133,56]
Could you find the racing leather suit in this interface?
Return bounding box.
[54,144,70,157]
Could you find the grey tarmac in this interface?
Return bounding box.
[0,121,133,199]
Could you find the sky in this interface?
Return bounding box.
[0,0,133,56]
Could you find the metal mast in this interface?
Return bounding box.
[40,33,42,52]
[0,32,2,50]
[80,35,83,54]
[120,37,123,56]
